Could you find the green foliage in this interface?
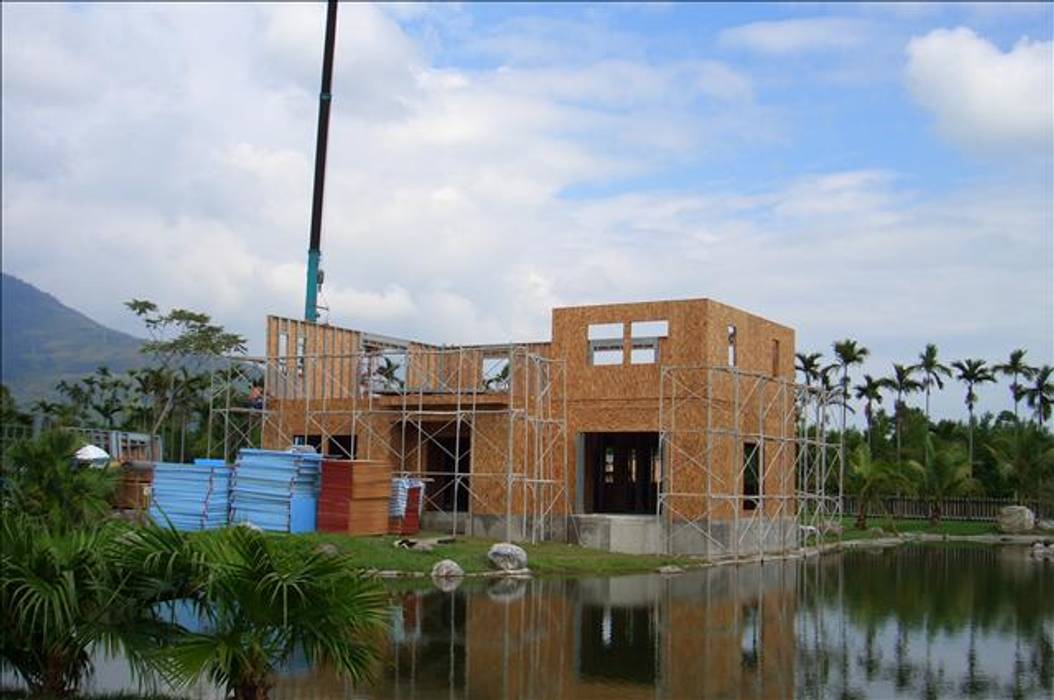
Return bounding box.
[908,435,980,524]
[987,422,1054,501]
[1,520,388,700]
[848,443,917,529]
[1,430,118,532]
[157,525,387,700]
[1025,365,1053,425]
[0,516,180,699]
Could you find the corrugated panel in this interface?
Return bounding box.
[230,449,321,533]
[149,460,231,531]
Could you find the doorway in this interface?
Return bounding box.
[583,432,659,514]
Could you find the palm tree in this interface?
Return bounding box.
[1024,365,1053,426]
[887,364,922,463]
[848,443,916,530]
[2,429,117,532]
[987,423,1054,501]
[993,350,1037,421]
[951,359,997,465]
[160,525,387,700]
[908,435,978,525]
[374,356,405,391]
[795,352,824,388]
[913,344,951,421]
[854,374,889,451]
[0,516,180,698]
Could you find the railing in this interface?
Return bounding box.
[842,495,1053,522]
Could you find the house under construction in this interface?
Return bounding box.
[209,298,842,557]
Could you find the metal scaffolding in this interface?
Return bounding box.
[658,365,843,558]
[208,346,569,543]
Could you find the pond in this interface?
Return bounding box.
[17,544,1054,699]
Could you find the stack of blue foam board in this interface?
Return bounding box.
[149,458,231,531]
[229,448,321,533]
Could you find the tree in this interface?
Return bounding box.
[160,525,387,700]
[0,516,180,698]
[855,374,890,453]
[0,385,33,429]
[373,356,405,391]
[1024,365,1053,426]
[1,429,118,532]
[56,366,134,430]
[832,340,869,480]
[908,435,978,525]
[795,352,824,387]
[887,364,922,463]
[993,350,1036,421]
[125,300,247,456]
[987,423,1054,501]
[950,359,997,465]
[848,443,916,530]
[913,344,951,420]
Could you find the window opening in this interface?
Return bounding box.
[604,447,615,484]
[743,440,761,510]
[727,325,737,367]
[589,323,624,366]
[771,339,780,376]
[482,356,511,391]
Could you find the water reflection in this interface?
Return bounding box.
[265,544,1052,699]
[8,545,1048,699]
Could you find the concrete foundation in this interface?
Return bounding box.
[422,511,799,558]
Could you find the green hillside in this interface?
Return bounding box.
[1,273,144,404]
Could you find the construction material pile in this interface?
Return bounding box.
[149,458,231,531]
[230,448,321,533]
[389,477,426,535]
[318,459,391,535]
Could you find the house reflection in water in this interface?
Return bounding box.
[299,560,799,700]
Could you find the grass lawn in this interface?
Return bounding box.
[272,531,695,576]
[837,516,999,541]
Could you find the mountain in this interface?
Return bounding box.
[1,273,144,404]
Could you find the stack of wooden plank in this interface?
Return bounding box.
[116,461,154,511]
[318,460,391,535]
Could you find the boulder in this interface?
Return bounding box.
[867,526,886,538]
[997,506,1035,534]
[430,559,464,579]
[820,521,843,537]
[1036,519,1054,533]
[487,542,528,571]
[314,543,340,557]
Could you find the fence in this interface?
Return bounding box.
[842,495,1053,522]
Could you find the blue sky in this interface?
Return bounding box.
[1,2,1052,421]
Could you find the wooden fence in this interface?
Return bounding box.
[842,496,1053,522]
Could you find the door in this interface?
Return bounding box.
[590,433,658,514]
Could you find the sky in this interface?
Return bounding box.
[2,1,1052,421]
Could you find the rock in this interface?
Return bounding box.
[1036,519,1054,533]
[1031,543,1053,560]
[867,526,885,537]
[819,521,843,537]
[997,506,1035,534]
[314,543,340,557]
[411,542,435,553]
[487,542,528,571]
[657,565,685,575]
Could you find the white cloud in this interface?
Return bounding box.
[906,27,1053,155]
[718,17,871,55]
[0,3,1050,422]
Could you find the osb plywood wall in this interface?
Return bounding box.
[263,299,796,523]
